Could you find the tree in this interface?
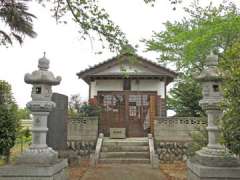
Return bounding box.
[17,107,30,120]
[145,0,240,74]
[79,101,101,117]
[68,94,82,118]
[220,42,240,155]
[1,0,183,50]
[0,80,18,163]
[168,75,204,117]
[0,0,128,50]
[0,0,37,46]
[145,0,240,155]
[68,94,101,118]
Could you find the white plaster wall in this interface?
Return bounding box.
[95,63,156,75]
[90,80,123,98]
[131,80,165,98]
[90,79,165,98]
[90,81,97,98]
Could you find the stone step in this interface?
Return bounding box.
[102,140,148,147]
[100,152,150,159]
[104,137,148,141]
[101,145,149,152]
[99,158,150,164]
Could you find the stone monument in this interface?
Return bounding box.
[47,93,68,151]
[0,54,68,179]
[187,52,240,180]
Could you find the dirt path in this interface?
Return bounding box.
[80,163,167,180]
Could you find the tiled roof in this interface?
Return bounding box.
[77,53,177,79]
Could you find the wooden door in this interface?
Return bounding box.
[98,91,156,137]
[127,94,153,137]
[127,94,144,137]
[98,93,125,136]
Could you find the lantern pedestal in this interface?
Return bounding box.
[0,159,68,180]
[187,159,240,180]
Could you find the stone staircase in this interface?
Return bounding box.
[99,137,150,164]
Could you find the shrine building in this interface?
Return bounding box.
[77,52,177,137]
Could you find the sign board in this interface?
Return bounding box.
[110,128,126,139]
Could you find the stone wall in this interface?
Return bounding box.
[67,117,98,156]
[156,141,189,162]
[154,117,206,162]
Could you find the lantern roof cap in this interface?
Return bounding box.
[24,52,61,85]
[196,52,222,82]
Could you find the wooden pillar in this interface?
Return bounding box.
[149,95,156,135]
[125,92,129,137]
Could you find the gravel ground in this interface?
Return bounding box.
[70,161,167,180]
[69,160,187,180]
[81,163,167,180]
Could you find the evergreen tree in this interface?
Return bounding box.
[168,76,204,117]
[0,80,18,163]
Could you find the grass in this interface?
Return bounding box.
[0,159,5,166]
[0,139,30,166]
[10,141,30,162]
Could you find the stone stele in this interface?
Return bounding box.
[0,54,68,180]
[187,52,240,180]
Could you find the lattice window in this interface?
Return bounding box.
[103,95,113,111]
[142,95,148,106]
[129,95,141,106]
[112,95,123,106]
[102,94,124,112]
[129,106,137,117]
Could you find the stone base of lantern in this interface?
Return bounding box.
[15,147,59,165]
[194,147,239,167]
[0,147,68,179]
[187,148,240,180]
[187,160,240,180]
[0,159,68,180]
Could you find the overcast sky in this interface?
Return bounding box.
[0,0,237,108]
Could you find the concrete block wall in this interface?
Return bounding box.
[154,117,206,142]
[67,117,98,156]
[154,117,206,162]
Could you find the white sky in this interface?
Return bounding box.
[0,0,237,108]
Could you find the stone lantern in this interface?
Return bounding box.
[0,54,68,179]
[187,52,240,180]
[195,52,225,160]
[17,53,62,164]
